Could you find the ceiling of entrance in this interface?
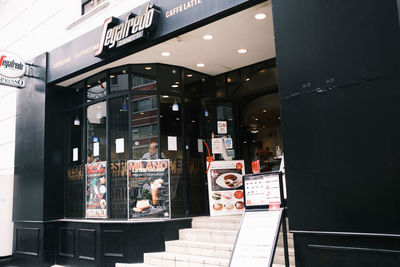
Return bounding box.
[58,1,275,87]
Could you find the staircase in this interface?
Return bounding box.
[117,214,295,267]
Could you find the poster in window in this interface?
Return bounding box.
[127,159,170,219]
[207,160,245,216]
[85,161,107,218]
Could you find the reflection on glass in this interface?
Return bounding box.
[110,72,129,93]
[87,101,107,162]
[131,95,158,159]
[87,73,107,102]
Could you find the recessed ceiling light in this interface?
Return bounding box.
[171,84,179,88]
[196,63,205,67]
[175,81,179,84]
[263,109,267,113]
[110,74,115,78]
[278,116,281,120]
[255,118,259,121]
[161,52,170,56]
[255,13,266,20]
[176,118,180,120]
[145,66,152,70]
[192,120,196,123]
[203,34,213,40]
[238,49,247,54]
[227,77,232,83]
[162,95,169,98]
[140,112,144,115]
[187,74,193,77]
[87,84,91,88]
[245,78,250,82]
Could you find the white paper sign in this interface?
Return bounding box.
[211,138,223,154]
[93,142,100,157]
[73,148,79,162]
[198,139,203,153]
[115,138,124,153]
[217,121,227,134]
[168,136,177,151]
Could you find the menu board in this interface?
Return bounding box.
[85,161,107,218]
[244,172,281,208]
[207,160,245,216]
[229,210,282,267]
[127,159,170,219]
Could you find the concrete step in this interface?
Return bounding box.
[144,251,230,267]
[191,215,242,231]
[179,228,237,244]
[165,240,233,258]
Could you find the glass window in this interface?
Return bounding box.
[87,101,107,162]
[109,97,129,219]
[131,95,159,160]
[157,65,181,94]
[87,73,108,102]
[130,64,157,92]
[82,0,106,15]
[66,111,84,218]
[110,69,129,93]
[160,96,184,217]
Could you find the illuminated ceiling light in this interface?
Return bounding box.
[196,63,205,68]
[255,13,267,20]
[238,48,247,54]
[74,117,80,126]
[227,77,232,83]
[87,84,91,88]
[140,112,144,115]
[175,81,179,84]
[176,117,180,120]
[145,66,152,70]
[162,95,169,98]
[278,116,281,120]
[161,52,170,56]
[187,74,193,77]
[263,109,267,113]
[110,74,115,78]
[202,34,213,40]
[171,84,179,88]
[160,115,163,118]
[122,70,126,74]
[192,120,196,123]
[172,100,179,111]
[246,78,250,82]
[243,141,247,144]
[255,118,259,121]
[251,130,259,134]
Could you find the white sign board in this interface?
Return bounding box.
[230,209,283,267]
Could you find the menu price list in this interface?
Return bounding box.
[244,173,281,207]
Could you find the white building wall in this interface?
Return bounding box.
[0,0,146,257]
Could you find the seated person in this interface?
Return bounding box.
[142,142,165,160]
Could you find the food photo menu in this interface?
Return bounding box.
[207,160,245,216]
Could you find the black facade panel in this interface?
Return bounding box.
[13,53,47,221]
[59,227,75,258]
[15,227,40,256]
[293,233,400,267]
[44,85,68,220]
[272,0,400,234]
[103,230,124,257]
[78,229,96,260]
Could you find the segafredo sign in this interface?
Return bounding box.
[0,51,26,88]
[94,3,161,58]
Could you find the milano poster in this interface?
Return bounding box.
[127,159,170,219]
[85,161,107,218]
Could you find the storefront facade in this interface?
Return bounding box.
[8,0,400,266]
[12,0,279,266]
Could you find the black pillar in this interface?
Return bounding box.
[13,53,67,266]
[272,0,400,266]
